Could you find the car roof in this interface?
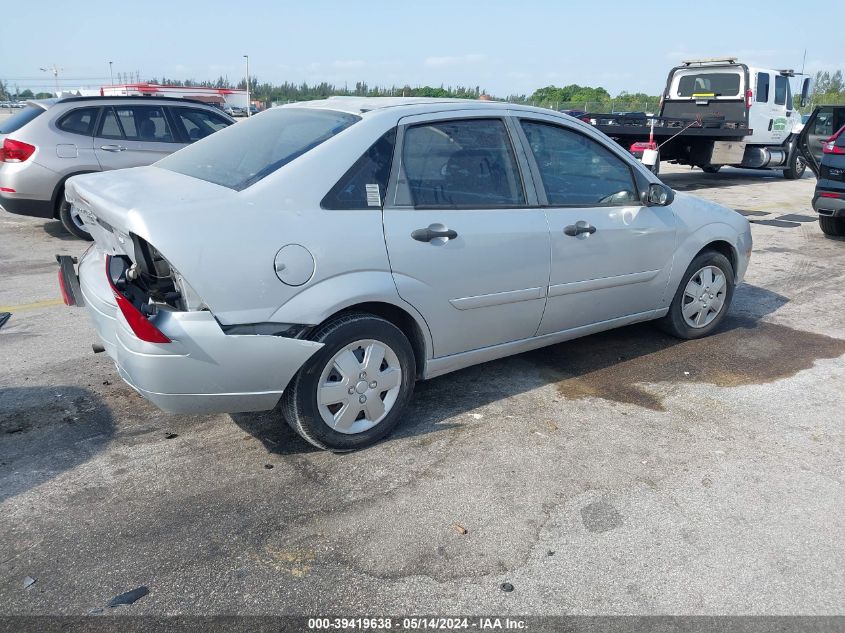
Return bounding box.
[282,96,513,116]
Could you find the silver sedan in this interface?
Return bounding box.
[59,97,752,451]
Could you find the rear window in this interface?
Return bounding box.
[676,72,741,97]
[0,105,45,134]
[157,108,360,190]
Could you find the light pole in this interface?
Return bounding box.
[109,61,114,86]
[39,64,62,96]
[243,54,250,116]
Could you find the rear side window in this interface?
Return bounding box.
[676,72,741,97]
[0,105,44,134]
[520,120,638,206]
[398,119,525,208]
[57,107,98,136]
[157,108,360,190]
[774,76,788,106]
[322,129,396,209]
[756,73,770,102]
[97,105,175,142]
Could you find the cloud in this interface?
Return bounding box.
[424,53,487,68]
[332,59,367,69]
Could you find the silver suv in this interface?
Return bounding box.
[0,96,234,239]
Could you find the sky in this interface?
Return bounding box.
[2,0,842,98]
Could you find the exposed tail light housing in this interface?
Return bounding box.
[822,125,845,154]
[819,192,842,199]
[105,256,170,344]
[0,138,36,163]
[745,89,753,109]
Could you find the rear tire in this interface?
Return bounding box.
[659,250,735,339]
[58,196,93,241]
[819,216,845,237]
[702,164,722,174]
[282,313,416,451]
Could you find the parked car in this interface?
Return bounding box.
[0,96,234,239]
[58,97,751,451]
[230,105,247,117]
[798,104,845,236]
[222,104,236,117]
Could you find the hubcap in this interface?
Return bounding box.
[67,204,90,233]
[316,339,402,435]
[682,265,727,328]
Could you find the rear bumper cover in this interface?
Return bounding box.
[812,192,845,217]
[76,247,323,414]
[0,193,53,218]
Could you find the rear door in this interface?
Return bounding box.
[798,106,845,177]
[93,104,185,170]
[382,113,551,358]
[515,114,676,335]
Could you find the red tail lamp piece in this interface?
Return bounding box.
[105,256,170,344]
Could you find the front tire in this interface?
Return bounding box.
[819,215,845,237]
[58,196,93,241]
[660,250,735,339]
[282,313,416,451]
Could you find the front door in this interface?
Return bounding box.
[382,114,550,357]
[798,105,845,177]
[515,116,676,335]
[94,104,185,170]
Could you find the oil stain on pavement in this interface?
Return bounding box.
[535,317,845,411]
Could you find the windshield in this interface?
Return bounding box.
[157,107,360,190]
[675,72,742,98]
[0,105,45,134]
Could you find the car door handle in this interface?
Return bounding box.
[411,226,458,242]
[100,144,127,152]
[564,223,597,236]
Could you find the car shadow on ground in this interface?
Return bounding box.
[0,386,115,502]
[42,220,78,241]
[227,282,845,455]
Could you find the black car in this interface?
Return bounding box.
[799,104,845,236]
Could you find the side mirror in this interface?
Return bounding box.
[645,183,674,206]
[800,77,811,108]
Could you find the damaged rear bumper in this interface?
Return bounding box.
[76,246,323,414]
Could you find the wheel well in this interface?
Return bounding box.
[700,240,737,272]
[333,302,428,378]
[50,171,99,218]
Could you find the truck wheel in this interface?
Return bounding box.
[659,250,734,340]
[281,313,416,451]
[702,164,722,174]
[783,152,806,180]
[819,216,845,237]
[58,196,93,241]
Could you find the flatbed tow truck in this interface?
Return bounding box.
[584,58,812,178]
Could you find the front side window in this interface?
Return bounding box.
[399,118,525,208]
[520,120,638,207]
[322,129,396,209]
[57,107,98,136]
[756,73,770,102]
[676,72,741,97]
[173,107,231,142]
[774,75,788,106]
[157,108,360,190]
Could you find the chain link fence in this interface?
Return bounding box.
[512,99,662,114]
